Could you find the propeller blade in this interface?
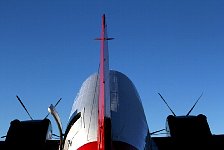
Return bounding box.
[186,92,204,116]
[52,133,60,138]
[44,98,62,119]
[1,135,6,139]
[150,129,166,135]
[16,95,33,120]
[158,93,176,116]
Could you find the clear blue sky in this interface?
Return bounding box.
[0,0,224,139]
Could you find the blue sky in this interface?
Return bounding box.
[0,0,224,138]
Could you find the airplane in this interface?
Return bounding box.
[0,14,152,150]
[60,14,151,150]
[0,14,224,150]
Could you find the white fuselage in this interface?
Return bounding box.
[63,70,151,150]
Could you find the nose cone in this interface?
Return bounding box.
[66,70,150,150]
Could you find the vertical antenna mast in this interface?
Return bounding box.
[96,14,113,150]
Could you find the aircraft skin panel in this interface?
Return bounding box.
[77,141,98,150]
[63,15,150,150]
[64,71,150,150]
[110,70,150,150]
[64,74,99,150]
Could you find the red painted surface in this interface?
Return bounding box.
[77,142,98,150]
[97,14,113,150]
[77,141,137,150]
[98,14,106,150]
